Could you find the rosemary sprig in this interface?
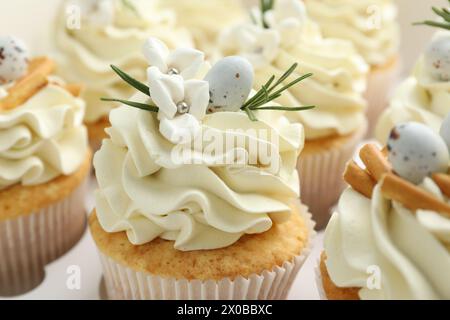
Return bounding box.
[240,63,314,121]
[413,1,450,30]
[101,98,158,113]
[255,105,315,111]
[111,65,149,96]
[102,63,315,122]
[260,0,274,28]
[121,0,140,17]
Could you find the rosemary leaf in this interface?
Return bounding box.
[110,65,150,96]
[269,73,313,98]
[121,0,140,16]
[249,93,282,109]
[432,7,450,22]
[268,63,298,92]
[260,0,274,28]
[264,75,276,91]
[414,3,450,30]
[101,98,158,113]
[241,87,265,109]
[243,107,258,121]
[254,105,315,111]
[413,20,450,30]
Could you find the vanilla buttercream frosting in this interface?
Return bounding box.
[304,0,400,67]
[156,0,246,58]
[324,181,450,299]
[376,56,450,143]
[219,0,368,140]
[94,90,304,251]
[0,83,88,189]
[55,0,193,123]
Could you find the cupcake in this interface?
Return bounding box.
[0,36,90,296]
[156,0,246,58]
[320,122,450,299]
[218,0,369,229]
[304,0,400,135]
[376,28,450,142]
[89,37,315,300]
[54,0,193,150]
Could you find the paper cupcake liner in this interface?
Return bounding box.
[297,125,367,230]
[365,62,400,137]
[314,262,328,301]
[97,206,316,300]
[298,124,367,230]
[0,178,88,297]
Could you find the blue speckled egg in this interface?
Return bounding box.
[0,36,29,85]
[204,56,254,113]
[440,112,450,151]
[425,34,450,82]
[387,122,449,184]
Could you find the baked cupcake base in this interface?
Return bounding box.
[297,122,367,230]
[365,56,400,137]
[317,253,359,300]
[0,151,91,296]
[87,116,110,151]
[89,202,315,300]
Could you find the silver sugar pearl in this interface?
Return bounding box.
[177,102,190,114]
[168,68,180,75]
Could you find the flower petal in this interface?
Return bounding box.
[142,37,170,73]
[183,80,209,121]
[271,0,306,23]
[167,48,205,79]
[147,67,184,119]
[159,114,201,144]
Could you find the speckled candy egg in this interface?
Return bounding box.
[0,36,29,85]
[440,112,450,151]
[424,34,450,82]
[387,122,449,184]
[204,56,254,112]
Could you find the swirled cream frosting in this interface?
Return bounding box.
[0,83,88,189]
[376,57,450,143]
[55,0,193,123]
[94,92,304,251]
[219,0,368,140]
[304,0,400,67]
[156,0,246,58]
[325,181,450,299]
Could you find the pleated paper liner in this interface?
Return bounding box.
[364,57,400,137]
[97,205,316,300]
[315,261,327,300]
[0,179,88,297]
[297,122,367,230]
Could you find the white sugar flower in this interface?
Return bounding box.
[147,67,209,144]
[143,37,207,80]
[220,24,280,70]
[264,0,307,48]
[77,0,115,26]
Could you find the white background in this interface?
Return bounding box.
[0,0,446,300]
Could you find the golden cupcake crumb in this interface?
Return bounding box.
[89,204,311,281]
[87,116,110,148]
[0,150,92,221]
[319,252,360,300]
